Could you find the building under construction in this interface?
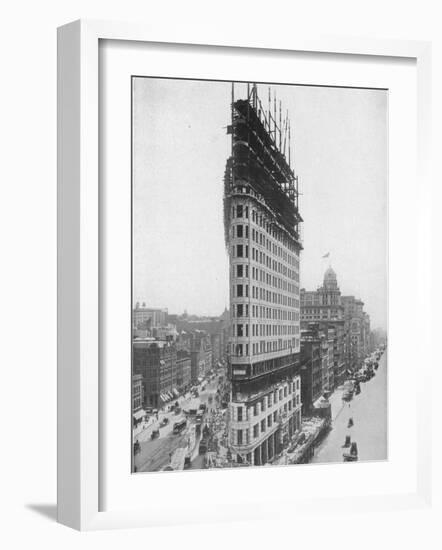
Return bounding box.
[224,84,303,465]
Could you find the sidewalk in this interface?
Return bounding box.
[133,415,156,439]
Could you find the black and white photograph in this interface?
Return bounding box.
[131,77,388,473]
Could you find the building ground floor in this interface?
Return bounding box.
[234,408,302,466]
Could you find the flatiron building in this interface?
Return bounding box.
[224,85,303,465]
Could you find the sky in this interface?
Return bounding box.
[133,78,388,330]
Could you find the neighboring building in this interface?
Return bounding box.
[301,267,344,324]
[189,331,212,381]
[299,331,323,413]
[175,314,230,367]
[133,339,178,408]
[320,336,330,392]
[132,373,144,425]
[300,267,346,388]
[176,351,191,390]
[152,324,178,341]
[133,304,168,329]
[341,296,370,371]
[224,85,303,465]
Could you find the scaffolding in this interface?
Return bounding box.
[224,83,302,245]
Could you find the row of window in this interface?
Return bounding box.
[232,244,299,283]
[235,284,299,308]
[234,401,301,445]
[232,204,299,256]
[232,338,299,357]
[233,302,299,322]
[302,308,340,314]
[250,266,298,293]
[233,264,299,296]
[232,323,299,338]
[252,381,300,415]
[233,223,299,267]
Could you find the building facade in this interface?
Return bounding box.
[176,351,192,390]
[133,304,168,329]
[132,373,143,411]
[341,296,371,371]
[133,339,177,408]
[300,267,346,388]
[299,331,323,414]
[224,85,303,464]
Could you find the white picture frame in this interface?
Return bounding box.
[57,19,432,531]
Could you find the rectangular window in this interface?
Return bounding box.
[253,424,259,438]
[237,285,243,297]
[261,419,266,432]
[237,429,243,445]
[237,407,243,421]
[237,324,243,337]
[237,224,243,238]
[237,303,243,317]
[237,244,243,257]
[237,204,243,218]
[267,414,272,427]
[236,264,243,278]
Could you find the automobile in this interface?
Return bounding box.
[160,417,169,427]
[150,429,160,439]
[173,419,187,434]
[199,403,207,412]
[145,407,153,414]
[196,413,203,422]
[199,438,208,454]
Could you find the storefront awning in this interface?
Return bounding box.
[133,409,146,420]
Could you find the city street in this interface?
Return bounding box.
[311,352,387,464]
[134,373,224,472]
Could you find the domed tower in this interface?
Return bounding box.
[323,266,338,291]
[319,266,342,309]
